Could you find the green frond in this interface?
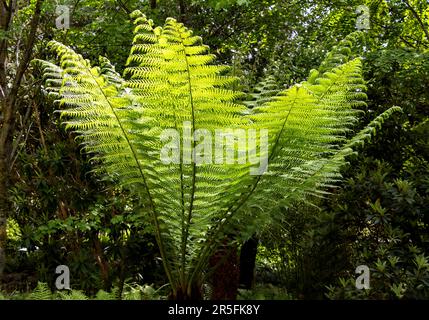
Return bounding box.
[238,59,367,212]
[36,13,251,292]
[99,56,124,88]
[345,106,403,150]
[317,31,365,76]
[32,59,64,99]
[57,290,89,300]
[94,290,114,300]
[243,75,281,110]
[189,46,371,281]
[28,282,52,300]
[123,14,252,288]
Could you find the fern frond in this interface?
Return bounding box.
[188,45,370,284]
[234,58,366,215]
[243,75,280,110]
[57,290,89,300]
[28,282,52,300]
[123,12,254,290]
[36,11,250,294]
[345,106,403,149]
[32,59,64,99]
[317,31,365,75]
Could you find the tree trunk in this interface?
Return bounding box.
[170,283,203,300]
[0,0,44,281]
[209,241,240,300]
[0,156,9,279]
[150,0,157,9]
[178,0,186,23]
[0,0,14,284]
[239,235,258,290]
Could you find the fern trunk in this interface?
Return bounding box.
[209,240,240,300]
[170,282,203,300]
[239,235,258,290]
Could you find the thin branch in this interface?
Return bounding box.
[10,120,33,171]
[1,0,43,156]
[0,0,16,93]
[403,0,429,42]
[33,101,47,154]
[0,0,43,125]
[9,102,31,164]
[399,35,416,47]
[178,0,186,22]
[1,0,8,11]
[116,0,131,15]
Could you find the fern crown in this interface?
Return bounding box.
[33,11,402,296]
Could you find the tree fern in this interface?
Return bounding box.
[33,11,401,299]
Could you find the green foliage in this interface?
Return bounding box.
[321,122,429,300]
[95,289,118,300]
[56,289,89,300]
[365,48,429,125]
[201,0,250,10]
[244,7,428,296]
[243,76,280,110]
[238,284,293,300]
[6,218,22,243]
[28,282,52,300]
[0,282,164,300]
[326,249,429,299]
